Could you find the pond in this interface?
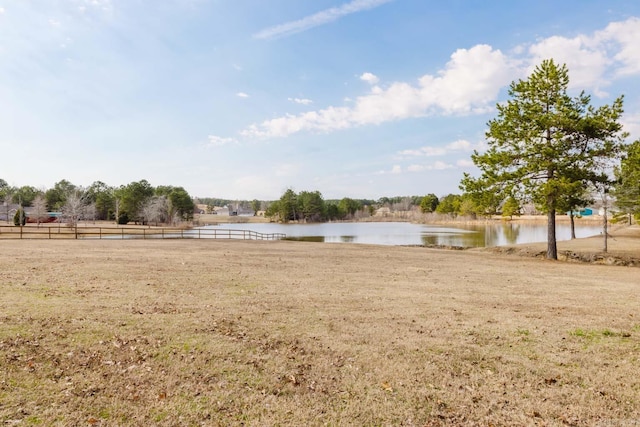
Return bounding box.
[198,221,603,247]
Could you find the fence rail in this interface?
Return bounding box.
[0,225,286,241]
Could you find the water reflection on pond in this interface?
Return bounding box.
[201,221,602,247]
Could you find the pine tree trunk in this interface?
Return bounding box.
[570,212,576,239]
[547,208,557,260]
[545,133,557,260]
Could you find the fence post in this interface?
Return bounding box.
[122,229,124,239]
[49,227,51,239]
[143,229,146,240]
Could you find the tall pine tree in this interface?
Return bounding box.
[613,140,640,223]
[461,59,626,259]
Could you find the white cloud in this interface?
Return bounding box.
[375,164,402,175]
[448,139,488,152]
[399,146,446,157]
[236,92,249,98]
[240,44,514,139]
[456,159,475,168]
[621,113,640,140]
[225,18,640,145]
[525,17,640,95]
[596,17,640,77]
[528,35,608,92]
[445,139,471,150]
[360,72,379,85]
[49,18,62,27]
[0,7,5,14]
[253,0,394,40]
[433,161,453,170]
[207,135,237,147]
[406,161,453,172]
[398,139,484,158]
[288,97,313,105]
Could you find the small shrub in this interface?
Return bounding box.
[117,212,129,225]
[13,208,26,226]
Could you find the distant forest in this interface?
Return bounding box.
[1,178,457,225]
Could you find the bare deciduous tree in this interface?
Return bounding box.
[62,191,90,237]
[141,196,170,226]
[84,203,97,224]
[392,197,413,218]
[31,194,48,227]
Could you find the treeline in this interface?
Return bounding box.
[0,176,479,226]
[265,189,365,222]
[195,193,460,221]
[262,189,465,222]
[0,179,195,226]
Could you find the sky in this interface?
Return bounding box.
[1,0,640,201]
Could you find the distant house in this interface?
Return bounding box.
[567,208,594,216]
[0,204,21,221]
[216,206,230,216]
[26,212,59,224]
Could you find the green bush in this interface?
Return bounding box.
[117,212,129,225]
[13,208,26,226]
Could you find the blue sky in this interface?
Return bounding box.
[1,1,639,200]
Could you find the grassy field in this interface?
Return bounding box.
[1,237,639,426]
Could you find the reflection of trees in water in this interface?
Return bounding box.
[419,224,521,248]
[501,223,521,245]
[477,226,498,247]
[469,229,488,247]
[457,226,488,248]
[340,235,356,243]
[421,229,486,247]
[285,236,325,242]
[421,235,439,246]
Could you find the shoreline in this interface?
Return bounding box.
[3,217,637,266]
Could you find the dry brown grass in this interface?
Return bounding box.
[1,239,639,426]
